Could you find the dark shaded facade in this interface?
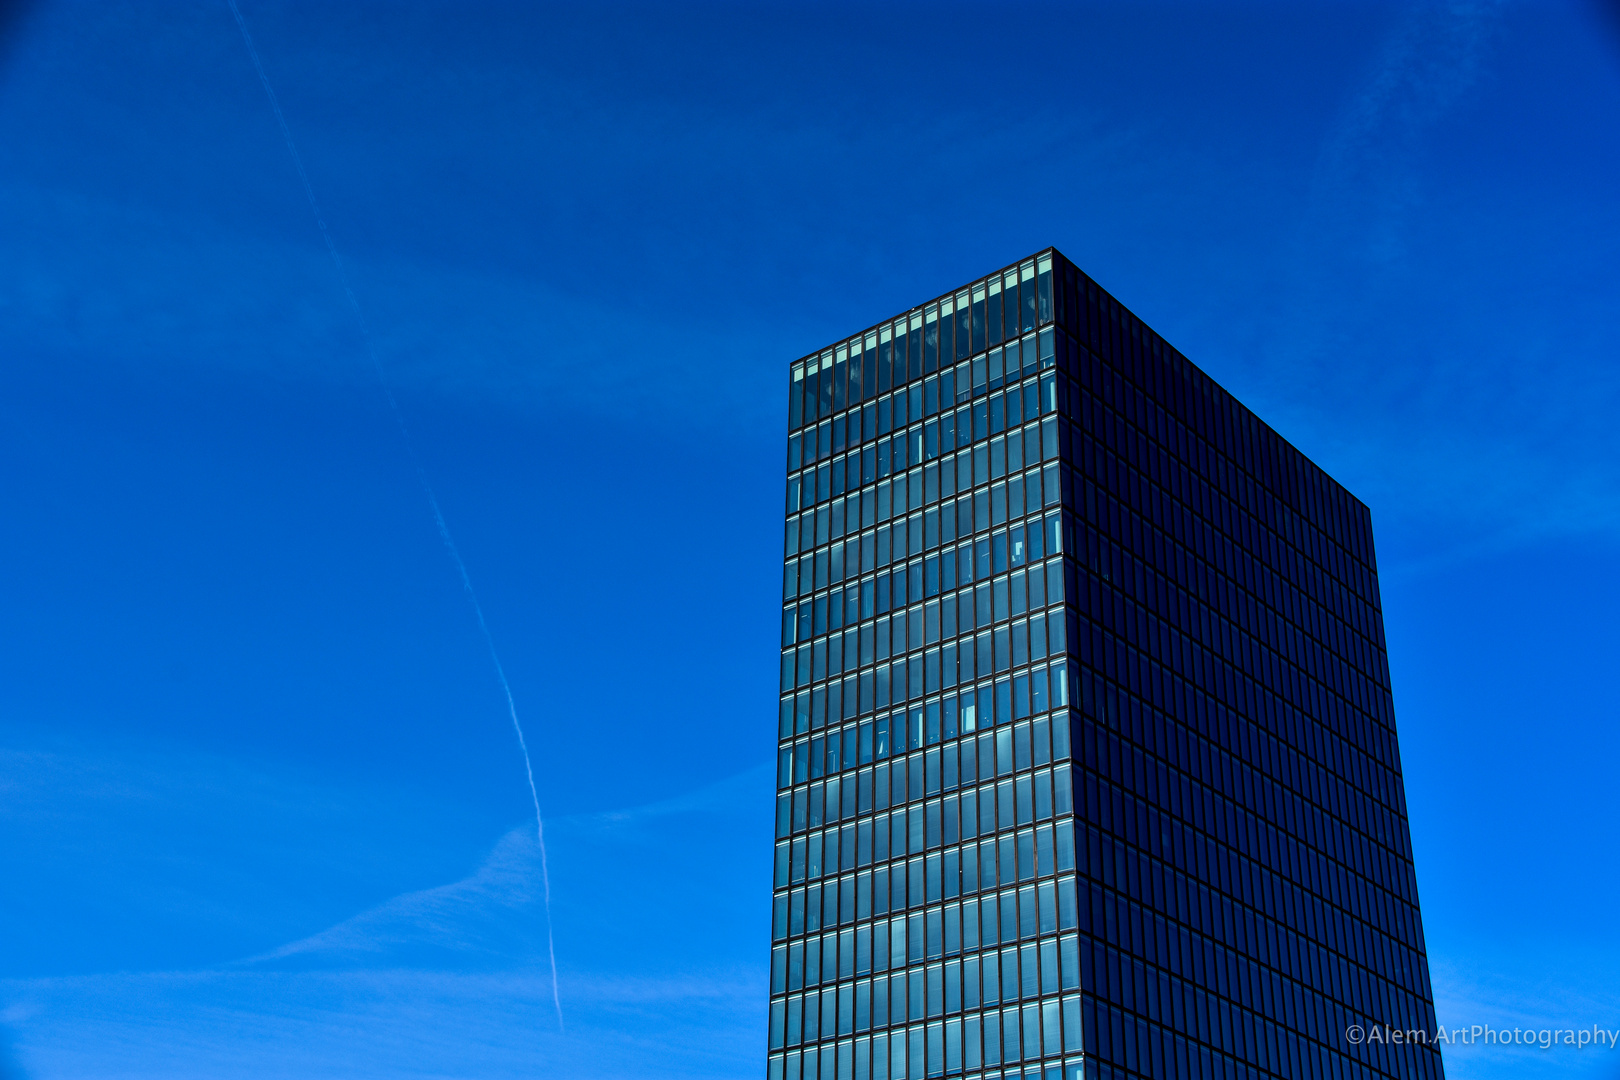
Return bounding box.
[769,250,1441,1080]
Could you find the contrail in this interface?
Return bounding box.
[225,0,562,1029]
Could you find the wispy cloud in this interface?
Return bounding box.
[573,760,773,831]
[1,967,760,1080]
[1314,0,1509,255]
[0,737,770,1078]
[1429,955,1620,1079]
[242,759,772,968]
[239,825,550,968]
[1217,0,1620,562]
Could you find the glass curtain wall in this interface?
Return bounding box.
[770,250,1442,1080]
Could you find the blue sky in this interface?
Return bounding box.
[1,2,1618,1077]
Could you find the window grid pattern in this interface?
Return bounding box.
[767,249,1441,1080]
[1044,251,1442,1080]
[774,256,1086,1080]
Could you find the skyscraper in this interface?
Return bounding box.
[770,250,1442,1080]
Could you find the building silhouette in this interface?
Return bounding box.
[770,250,1442,1080]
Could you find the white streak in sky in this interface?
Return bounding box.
[224,0,562,1029]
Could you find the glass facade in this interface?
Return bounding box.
[770,250,1442,1080]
